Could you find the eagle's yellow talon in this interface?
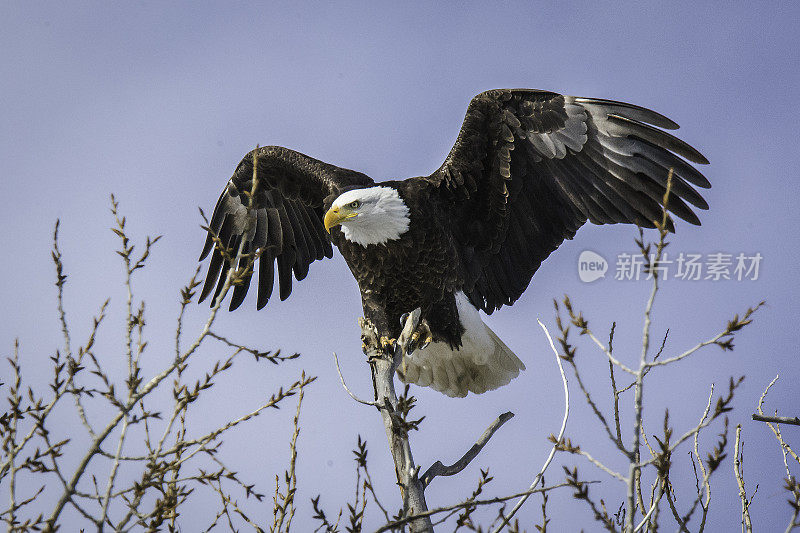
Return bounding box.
[379,336,397,349]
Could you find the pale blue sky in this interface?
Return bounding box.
[2,2,798,530]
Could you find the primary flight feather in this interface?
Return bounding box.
[198,89,709,397]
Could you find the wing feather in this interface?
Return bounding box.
[229,242,253,310]
[421,89,709,313]
[257,250,275,309]
[572,96,680,129]
[198,146,373,309]
[284,200,310,281]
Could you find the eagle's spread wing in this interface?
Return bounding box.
[422,89,710,313]
[199,146,374,310]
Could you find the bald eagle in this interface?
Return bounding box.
[198,89,709,397]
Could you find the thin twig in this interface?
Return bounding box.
[585,331,637,375]
[756,376,800,473]
[576,450,627,483]
[638,385,715,470]
[274,378,306,533]
[569,356,628,455]
[491,319,569,533]
[633,481,665,533]
[608,321,623,445]
[643,331,731,368]
[734,425,753,533]
[333,352,379,407]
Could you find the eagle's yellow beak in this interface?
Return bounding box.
[324,206,357,233]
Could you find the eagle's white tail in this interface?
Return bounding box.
[397,292,525,398]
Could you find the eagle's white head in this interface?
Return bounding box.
[324,186,411,246]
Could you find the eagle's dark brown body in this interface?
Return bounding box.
[330,180,466,346]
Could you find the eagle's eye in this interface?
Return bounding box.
[349,200,360,209]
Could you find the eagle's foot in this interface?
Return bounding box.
[379,336,397,351]
[403,320,433,355]
[359,317,387,359]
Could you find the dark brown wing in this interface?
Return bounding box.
[420,89,710,313]
[198,146,373,310]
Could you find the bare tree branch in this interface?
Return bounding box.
[752,414,800,427]
[361,310,432,533]
[421,411,514,487]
